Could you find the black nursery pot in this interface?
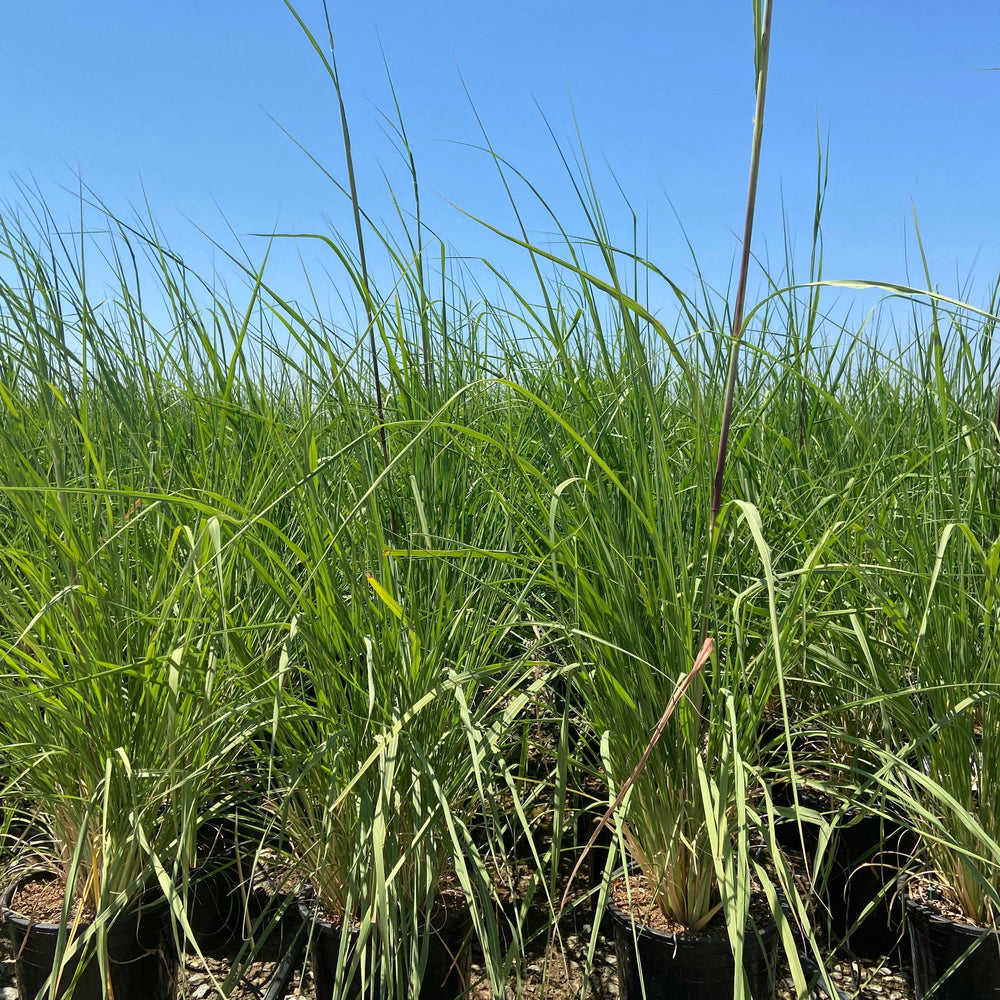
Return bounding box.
[824,813,914,960]
[183,823,246,956]
[0,878,178,1000]
[607,882,779,1000]
[774,793,915,961]
[299,896,472,1000]
[905,883,1000,999]
[185,857,245,956]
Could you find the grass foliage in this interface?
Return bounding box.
[3,4,1000,998]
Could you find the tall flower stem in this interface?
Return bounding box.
[711,0,774,528]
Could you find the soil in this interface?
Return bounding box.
[607,870,774,938]
[6,876,97,924]
[306,874,467,933]
[905,870,995,928]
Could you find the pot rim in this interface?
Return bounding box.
[297,890,472,936]
[1,872,165,931]
[604,869,779,946]
[899,872,1000,938]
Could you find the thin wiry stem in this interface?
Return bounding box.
[711,0,773,528]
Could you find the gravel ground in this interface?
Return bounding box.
[0,915,916,1000]
[0,861,917,1000]
[0,931,919,1000]
[0,926,916,999]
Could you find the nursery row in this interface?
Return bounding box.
[0,183,999,1000]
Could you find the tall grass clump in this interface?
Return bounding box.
[0,209,318,988]
[894,525,1000,925]
[4,5,1000,997]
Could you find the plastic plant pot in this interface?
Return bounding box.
[774,794,915,961]
[184,858,245,956]
[607,876,779,1000]
[0,877,178,1000]
[905,882,1000,999]
[299,895,472,1000]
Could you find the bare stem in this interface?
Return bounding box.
[711,0,773,529]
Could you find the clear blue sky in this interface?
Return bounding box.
[3,1,999,331]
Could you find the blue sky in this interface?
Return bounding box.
[3,2,999,331]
